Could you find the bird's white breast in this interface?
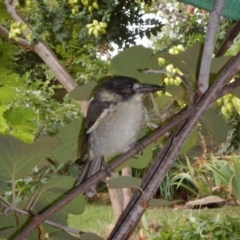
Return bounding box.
[89,94,146,158]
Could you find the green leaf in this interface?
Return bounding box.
[35,176,86,222]
[80,232,104,240]
[111,45,162,84]
[210,56,232,74]
[106,176,141,189]
[200,109,228,143]
[116,144,153,171]
[51,118,82,163]
[155,95,172,109]
[0,135,61,181]
[180,128,198,154]
[50,231,79,239]
[0,213,22,239]
[0,86,15,104]
[156,43,203,82]
[149,199,182,207]
[0,3,11,22]
[166,85,188,103]
[0,210,77,240]
[0,67,23,87]
[232,86,240,99]
[0,105,9,134]
[3,107,37,143]
[69,81,97,101]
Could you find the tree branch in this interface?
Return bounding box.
[2,0,90,115]
[217,78,240,98]
[107,50,240,240]
[199,0,226,94]
[14,52,240,238]
[13,101,196,239]
[215,20,240,57]
[0,196,83,234]
[0,24,30,48]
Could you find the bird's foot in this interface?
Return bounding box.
[101,158,113,177]
[133,142,145,155]
[130,142,145,159]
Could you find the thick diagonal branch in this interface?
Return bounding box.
[107,51,240,240]
[14,51,240,240]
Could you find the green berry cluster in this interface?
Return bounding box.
[217,94,240,119]
[86,20,107,37]
[9,22,28,41]
[158,45,185,86]
[81,0,99,12]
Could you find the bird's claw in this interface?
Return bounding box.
[133,142,145,155]
[101,159,113,177]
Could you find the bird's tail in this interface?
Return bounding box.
[76,157,102,197]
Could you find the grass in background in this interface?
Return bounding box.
[68,202,240,239]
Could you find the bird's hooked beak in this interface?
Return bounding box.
[135,83,165,94]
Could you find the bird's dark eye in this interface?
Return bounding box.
[127,83,133,89]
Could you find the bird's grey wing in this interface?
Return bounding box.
[78,100,113,197]
[79,100,113,160]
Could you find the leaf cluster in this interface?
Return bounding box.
[17,0,163,49]
[155,215,240,240]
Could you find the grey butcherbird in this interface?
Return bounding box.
[77,76,164,197]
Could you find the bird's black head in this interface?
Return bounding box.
[95,76,164,102]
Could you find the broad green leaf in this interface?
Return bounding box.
[155,95,172,109]
[4,122,37,143]
[0,67,23,87]
[0,115,8,134]
[116,144,153,171]
[80,233,104,240]
[51,118,82,163]
[180,128,198,154]
[0,105,9,134]
[200,109,228,143]
[210,56,232,73]
[149,199,182,207]
[0,3,11,22]
[0,213,21,239]
[156,43,203,82]
[0,86,15,104]
[50,231,79,239]
[0,135,61,181]
[111,45,162,84]
[0,211,75,240]
[4,107,36,124]
[0,211,41,240]
[0,212,16,230]
[106,176,141,189]
[69,81,97,101]
[3,107,37,143]
[233,86,240,99]
[35,177,86,223]
[166,85,188,103]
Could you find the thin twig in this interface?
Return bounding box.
[140,68,174,75]
[0,195,83,234]
[149,93,161,119]
[0,25,30,48]
[199,0,226,94]
[215,20,240,57]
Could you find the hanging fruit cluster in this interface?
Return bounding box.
[158,45,185,86]
[217,94,240,119]
[9,22,28,41]
[82,0,99,12]
[86,20,107,37]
